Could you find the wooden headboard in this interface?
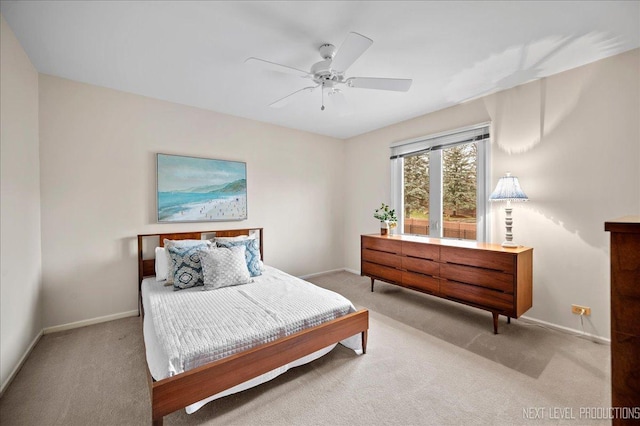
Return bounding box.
[137,228,263,289]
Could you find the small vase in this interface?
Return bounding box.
[389,222,397,235]
[380,220,389,236]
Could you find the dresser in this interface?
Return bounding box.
[605,216,640,422]
[361,234,533,333]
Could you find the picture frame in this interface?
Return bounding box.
[157,153,247,223]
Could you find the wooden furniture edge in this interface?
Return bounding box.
[605,215,640,234]
[150,309,368,423]
[515,249,533,317]
[605,218,640,422]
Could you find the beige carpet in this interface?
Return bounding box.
[0,271,610,425]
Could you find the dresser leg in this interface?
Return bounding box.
[507,316,511,324]
[370,277,375,292]
[492,312,499,334]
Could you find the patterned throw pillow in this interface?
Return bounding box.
[167,245,206,290]
[164,239,211,285]
[215,237,263,277]
[199,246,252,291]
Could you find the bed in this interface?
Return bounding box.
[137,228,369,425]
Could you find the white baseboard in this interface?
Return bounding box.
[299,268,361,279]
[0,329,43,397]
[298,268,347,280]
[43,310,139,335]
[518,315,610,344]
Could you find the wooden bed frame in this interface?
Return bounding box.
[137,228,369,425]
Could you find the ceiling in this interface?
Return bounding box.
[1,1,638,139]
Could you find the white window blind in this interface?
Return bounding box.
[390,124,490,159]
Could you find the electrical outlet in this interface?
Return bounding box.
[571,304,591,316]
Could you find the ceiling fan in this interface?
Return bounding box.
[245,32,412,111]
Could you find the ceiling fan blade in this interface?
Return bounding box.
[346,77,413,92]
[331,32,373,73]
[245,57,311,78]
[269,85,318,108]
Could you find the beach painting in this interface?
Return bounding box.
[157,153,247,222]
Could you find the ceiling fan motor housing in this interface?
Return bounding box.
[319,43,336,59]
[310,43,346,84]
[310,59,332,77]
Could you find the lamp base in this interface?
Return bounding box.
[501,204,519,248]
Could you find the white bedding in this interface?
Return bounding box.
[141,265,362,413]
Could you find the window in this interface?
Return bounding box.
[390,124,490,242]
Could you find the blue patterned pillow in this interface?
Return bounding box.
[164,239,211,285]
[215,238,262,277]
[168,245,205,290]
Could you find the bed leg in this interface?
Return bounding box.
[152,418,163,426]
[361,330,368,354]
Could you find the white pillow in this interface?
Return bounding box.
[213,234,253,242]
[164,239,212,285]
[155,247,168,281]
[200,246,252,291]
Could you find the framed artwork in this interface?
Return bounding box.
[157,153,247,223]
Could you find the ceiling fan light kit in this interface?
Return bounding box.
[246,32,413,111]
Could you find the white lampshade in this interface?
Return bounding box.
[489,172,528,248]
[489,172,529,202]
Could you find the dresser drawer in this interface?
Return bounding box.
[362,236,402,254]
[441,246,514,273]
[402,241,439,261]
[440,263,514,293]
[402,256,439,276]
[402,271,440,294]
[362,261,401,284]
[441,280,514,312]
[362,248,401,268]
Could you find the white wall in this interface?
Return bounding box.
[344,48,640,339]
[38,75,345,329]
[0,15,42,392]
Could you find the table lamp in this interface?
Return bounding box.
[489,172,529,247]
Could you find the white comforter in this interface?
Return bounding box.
[142,265,362,412]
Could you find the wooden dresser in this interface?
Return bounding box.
[361,234,533,333]
[605,216,640,422]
